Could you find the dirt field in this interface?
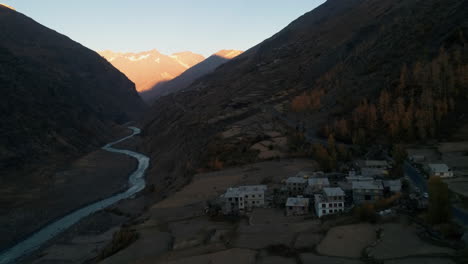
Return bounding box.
[153,159,317,209]
[370,223,455,259]
[385,258,455,264]
[316,223,377,258]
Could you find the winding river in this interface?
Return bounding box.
[0,127,149,264]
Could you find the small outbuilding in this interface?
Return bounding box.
[427,163,454,178]
[285,196,310,216]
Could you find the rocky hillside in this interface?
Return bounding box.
[0,5,146,172]
[99,49,205,94]
[140,0,468,196]
[142,49,243,102]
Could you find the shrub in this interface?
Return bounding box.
[97,227,138,260]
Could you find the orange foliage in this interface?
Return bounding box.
[209,157,224,170]
[291,89,325,112]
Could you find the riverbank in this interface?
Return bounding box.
[0,126,137,254]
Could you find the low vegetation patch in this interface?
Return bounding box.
[96,227,139,261]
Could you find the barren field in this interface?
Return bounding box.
[316,223,377,258]
[370,223,455,259]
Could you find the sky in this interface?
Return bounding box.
[2,0,325,57]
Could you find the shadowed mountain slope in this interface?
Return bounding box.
[0,5,146,171]
[141,0,468,197]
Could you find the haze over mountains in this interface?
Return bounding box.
[98,49,205,93]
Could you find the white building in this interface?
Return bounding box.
[285,196,310,216]
[314,187,345,218]
[221,185,267,214]
[427,163,454,178]
[285,177,308,195]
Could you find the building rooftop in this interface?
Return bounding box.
[352,180,384,190]
[286,197,309,207]
[286,176,308,184]
[323,187,345,197]
[428,163,450,173]
[383,180,402,192]
[307,178,330,186]
[346,176,374,182]
[224,185,267,197]
[338,181,353,191]
[314,193,344,203]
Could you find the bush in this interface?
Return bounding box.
[266,244,297,258]
[355,203,378,223]
[97,227,139,260]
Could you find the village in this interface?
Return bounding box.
[30,151,468,264]
[215,158,454,218]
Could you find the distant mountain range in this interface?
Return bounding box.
[98,49,205,93]
[141,49,243,102]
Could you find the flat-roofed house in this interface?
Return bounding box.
[221,185,267,214]
[314,187,345,218]
[357,160,390,177]
[285,177,308,195]
[352,180,384,204]
[285,196,310,216]
[427,163,454,178]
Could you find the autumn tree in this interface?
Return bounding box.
[327,134,337,170]
[312,144,331,172]
[427,176,451,225]
[391,144,407,178]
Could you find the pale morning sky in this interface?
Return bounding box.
[2,0,325,56]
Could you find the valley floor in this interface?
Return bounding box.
[24,159,458,264]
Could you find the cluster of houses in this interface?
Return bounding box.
[219,160,404,218]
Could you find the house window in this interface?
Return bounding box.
[322,204,326,208]
[334,203,337,207]
[329,210,332,213]
[322,210,326,214]
[228,198,232,201]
